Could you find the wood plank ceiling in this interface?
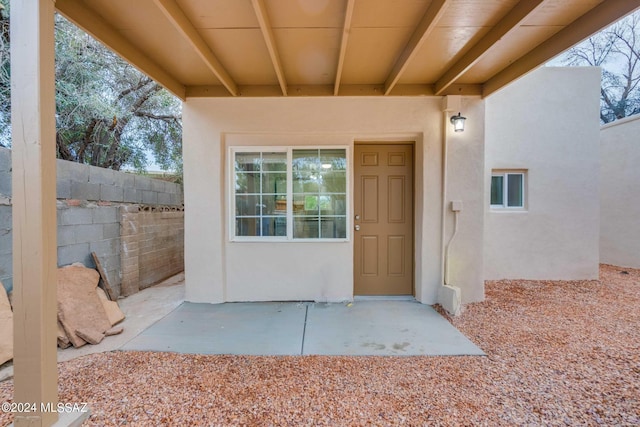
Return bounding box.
[55,0,640,100]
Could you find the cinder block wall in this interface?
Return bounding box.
[120,206,184,296]
[0,148,11,292]
[0,147,183,296]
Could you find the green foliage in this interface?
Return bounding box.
[0,0,10,147]
[0,9,182,173]
[561,11,640,124]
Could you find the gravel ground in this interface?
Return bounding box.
[1,264,638,426]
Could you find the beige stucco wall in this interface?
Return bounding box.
[484,67,601,280]
[183,96,485,304]
[600,114,640,268]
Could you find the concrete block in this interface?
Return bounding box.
[89,166,115,185]
[90,239,119,257]
[163,181,176,194]
[0,228,10,255]
[103,223,120,239]
[170,193,182,206]
[0,206,11,228]
[113,170,126,187]
[56,208,65,226]
[71,181,101,201]
[0,147,10,172]
[57,225,77,246]
[157,192,172,205]
[151,179,165,192]
[73,224,104,243]
[134,175,152,191]
[0,253,11,277]
[57,243,91,267]
[60,207,93,226]
[64,161,90,183]
[100,184,124,202]
[56,179,71,199]
[106,269,121,287]
[0,171,10,197]
[122,172,136,188]
[98,252,118,267]
[56,159,71,180]
[142,191,158,205]
[93,206,118,224]
[124,187,141,203]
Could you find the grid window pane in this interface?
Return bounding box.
[234,148,347,240]
[261,217,287,236]
[236,217,260,236]
[262,152,287,172]
[262,172,286,194]
[491,176,504,205]
[235,152,261,172]
[236,194,260,216]
[234,152,287,238]
[320,149,347,171]
[292,172,319,193]
[321,217,347,238]
[507,174,523,207]
[292,148,347,239]
[293,149,321,172]
[293,217,318,238]
[235,172,260,193]
[320,170,346,193]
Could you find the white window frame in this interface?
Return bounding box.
[229,146,350,242]
[491,170,526,209]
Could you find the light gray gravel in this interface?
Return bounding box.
[1,264,638,426]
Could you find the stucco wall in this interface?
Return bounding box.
[600,114,640,268]
[183,96,485,304]
[484,67,601,280]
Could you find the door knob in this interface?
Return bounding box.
[354,225,360,231]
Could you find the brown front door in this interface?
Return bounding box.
[354,143,413,295]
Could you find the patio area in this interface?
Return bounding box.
[122,300,483,356]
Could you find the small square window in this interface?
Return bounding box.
[491,171,525,209]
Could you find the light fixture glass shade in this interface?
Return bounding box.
[450,112,466,132]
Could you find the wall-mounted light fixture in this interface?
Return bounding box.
[450,112,466,132]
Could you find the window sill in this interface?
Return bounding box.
[489,207,528,213]
[230,238,350,243]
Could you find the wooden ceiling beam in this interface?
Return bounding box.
[186,83,482,97]
[334,0,356,96]
[154,0,238,96]
[384,0,450,95]
[251,0,288,96]
[55,0,186,100]
[434,0,545,96]
[483,1,640,97]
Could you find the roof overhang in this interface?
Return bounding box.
[55,0,640,101]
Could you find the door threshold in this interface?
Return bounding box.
[354,295,416,301]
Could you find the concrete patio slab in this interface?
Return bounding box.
[122,302,308,355]
[304,301,484,356]
[122,300,484,356]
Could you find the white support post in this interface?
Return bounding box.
[10,0,58,425]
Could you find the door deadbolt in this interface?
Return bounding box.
[354,225,360,231]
